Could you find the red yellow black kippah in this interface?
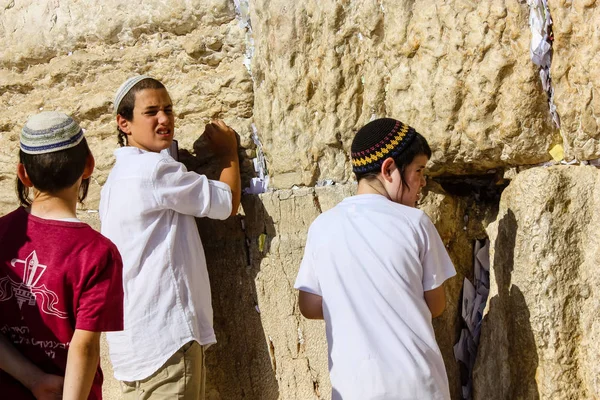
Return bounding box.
[351,118,417,175]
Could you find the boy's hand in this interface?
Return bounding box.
[30,373,64,400]
[204,120,238,157]
[0,333,63,400]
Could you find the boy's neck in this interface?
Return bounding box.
[128,143,163,154]
[29,186,79,220]
[357,178,390,200]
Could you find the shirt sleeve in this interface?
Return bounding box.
[75,244,124,332]
[153,158,232,220]
[294,227,322,296]
[418,213,457,291]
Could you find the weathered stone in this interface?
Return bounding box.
[250,0,558,188]
[3,1,600,400]
[551,1,600,162]
[474,166,600,399]
[0,0,255,214]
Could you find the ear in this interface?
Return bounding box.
[82,153,95,179]
[117,115,132,135]
[380,157,397,183]
[16,163,33,187]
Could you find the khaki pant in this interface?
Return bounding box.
[120,341,206,400]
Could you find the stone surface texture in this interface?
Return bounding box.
[1,0,599,399]
[551,1,600,161]
[0,0,255,211]
[474,166,600,400]
[250,0,559,187]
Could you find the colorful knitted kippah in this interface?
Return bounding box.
[20,111,84,155]
[351,118,417,175]
[114,75,151,114]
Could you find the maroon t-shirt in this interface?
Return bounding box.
[0,207,124,399]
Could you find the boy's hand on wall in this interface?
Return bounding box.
[203,119,241,216]
[31,373,64,400]
[204,120,239,157]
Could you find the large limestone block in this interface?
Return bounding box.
[0,0,254,212]
[250,0,557,188]
[0,0,237,68]
[551,1,600,161]
[474,166,600,399]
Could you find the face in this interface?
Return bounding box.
[383,154,428,207]
[118,88,175,153]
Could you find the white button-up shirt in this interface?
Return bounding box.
[99,147,232,381]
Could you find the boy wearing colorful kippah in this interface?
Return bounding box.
[295,118,456,400]
[100,76,241,399]
[0,112,124,400]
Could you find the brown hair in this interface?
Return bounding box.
[116,78,167,147]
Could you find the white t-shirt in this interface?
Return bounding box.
[99,147,232,381]
[294,194,456,400]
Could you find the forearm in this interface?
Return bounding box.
[298,291,324,320]
[0,333,45,391]
[219,153,241,216]
[63,330,100,400]
[424,285,446,318]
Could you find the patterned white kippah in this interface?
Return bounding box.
[114,75,151,114]
[20,111,84,155]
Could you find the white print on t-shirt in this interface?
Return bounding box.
[0,250,68,319]
[1,325,69,359]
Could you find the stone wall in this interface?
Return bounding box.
[0,0,255,210]
[250,0,559,187]
[1,0,600,399]
[552,1,600,161]
[474,166,600,399]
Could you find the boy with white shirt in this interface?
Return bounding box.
[100,76,241,400]
[295,118,456,400]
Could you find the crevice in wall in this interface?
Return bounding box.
[312,191,323,214]
[233,0,270,195]
[233,0,255,77]
[527,0,561,129]
[431,173,508,203]
[454,238,491,400]
[268,335,277,374]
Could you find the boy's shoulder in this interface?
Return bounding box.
[309,195,429,233]
[110,147,180,179]
[113,147,170,165]
[114,146,172,160]
[0,207,25,220]
[61,222,121,261]
[1,208,117,252]
[77,223,120,252]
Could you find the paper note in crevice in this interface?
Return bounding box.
[549,144,564,161]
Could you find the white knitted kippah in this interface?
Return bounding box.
[113,75,151,114]
[20,111,84,155]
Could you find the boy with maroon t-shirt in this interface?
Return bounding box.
[0,112,124,399]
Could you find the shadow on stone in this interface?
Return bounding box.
[473,209,539,400]
[180,142,279,399]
